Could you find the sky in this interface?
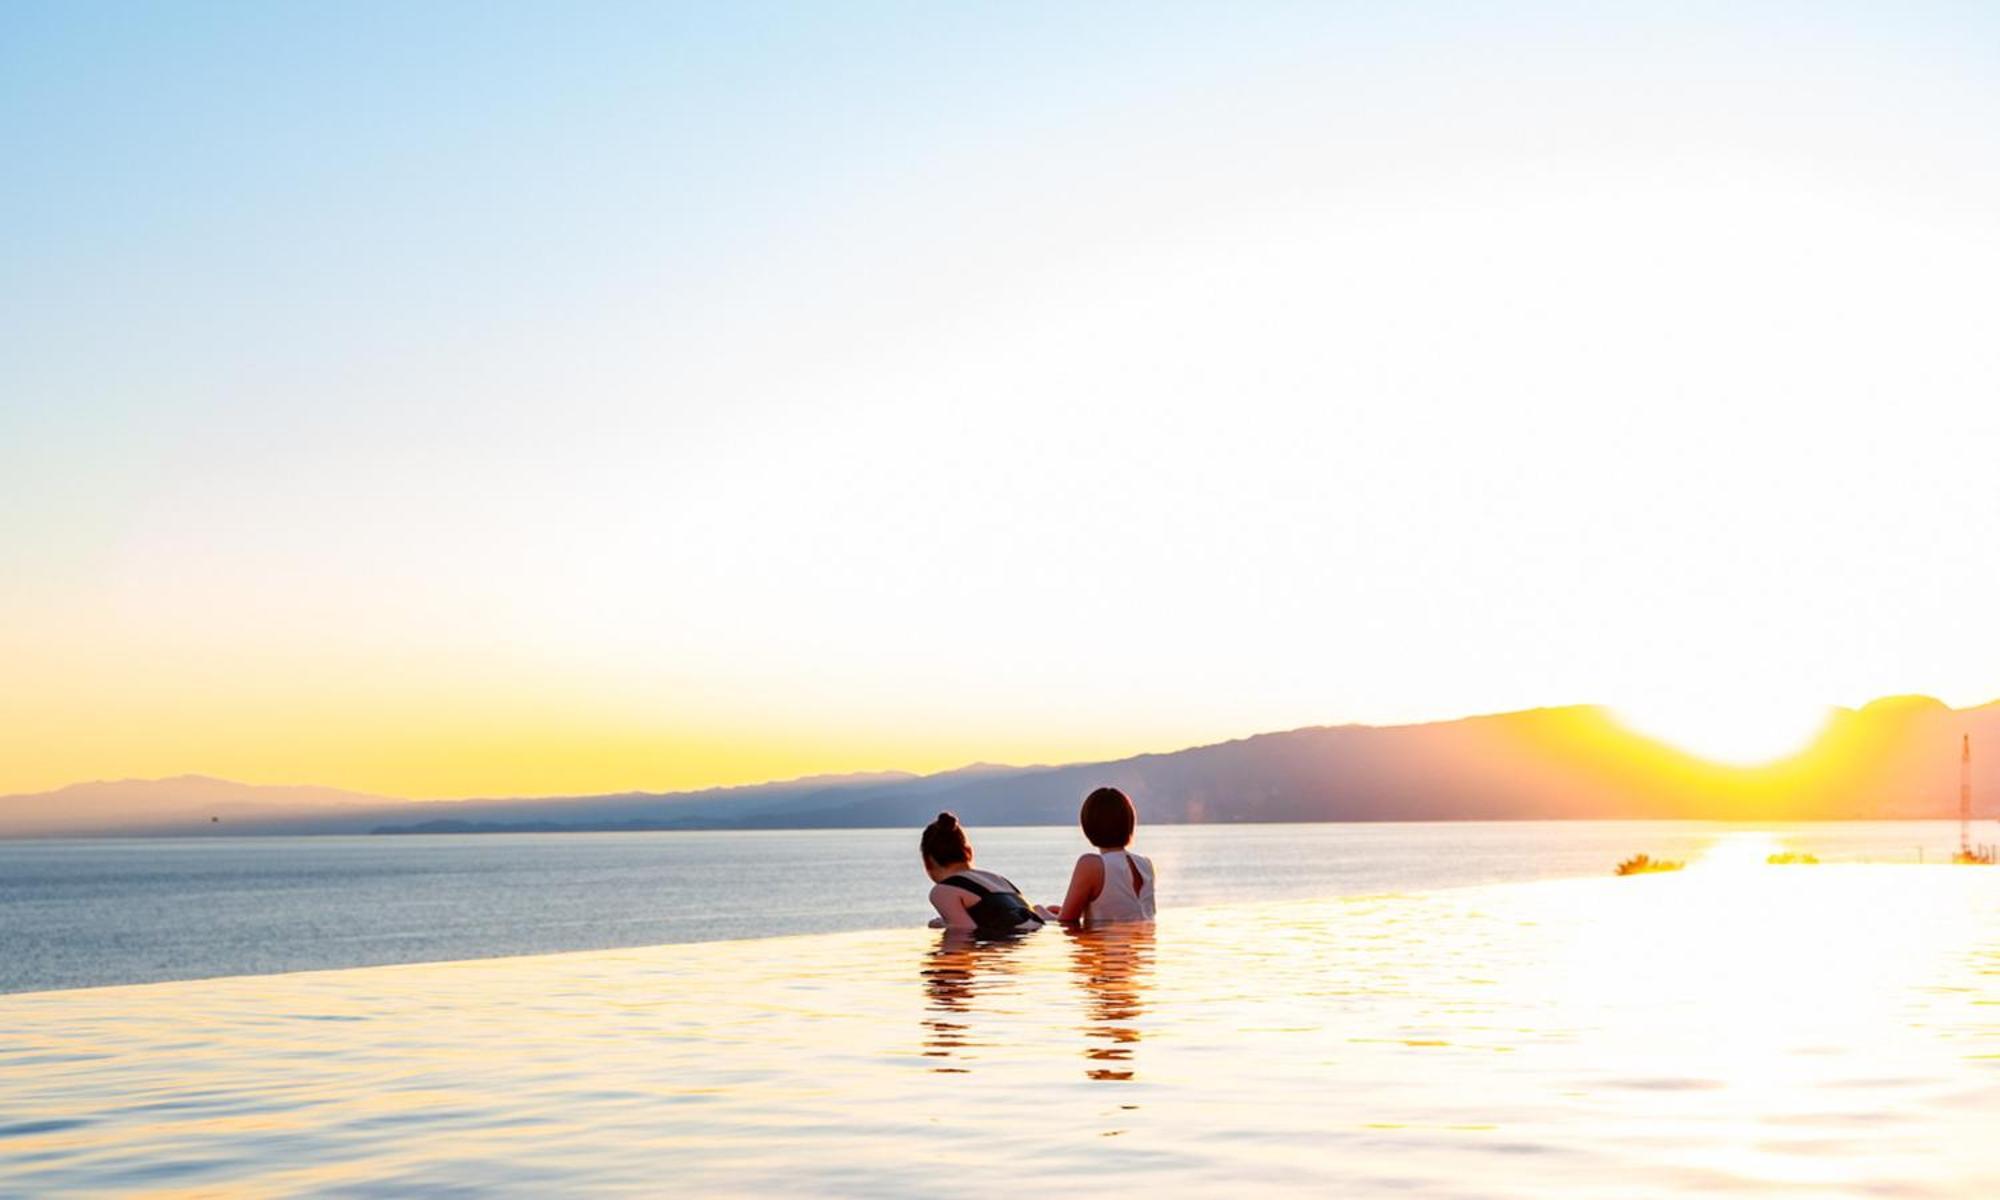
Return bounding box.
[4,2,1999,798]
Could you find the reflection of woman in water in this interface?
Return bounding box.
[919,932,1024,1073]
[919,812,1045,934]
[1068,924,1155,1082]
[914,919,1154,1083]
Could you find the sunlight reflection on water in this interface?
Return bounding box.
[2,867,1997,1196]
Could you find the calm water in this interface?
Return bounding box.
[0,821,1969,993]
[3,854,1995,1196]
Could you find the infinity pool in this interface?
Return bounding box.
[5,859,1997,1195]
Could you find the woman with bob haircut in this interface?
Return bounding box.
[1039,786,1156,925]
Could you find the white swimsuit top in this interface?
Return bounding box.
[1086,849,1156,923]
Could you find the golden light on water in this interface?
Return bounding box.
[1690,830,1783,871]
[5,867,1997,1194]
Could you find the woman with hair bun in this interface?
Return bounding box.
[919,812,1045,934]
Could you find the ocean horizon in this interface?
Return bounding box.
[3,821,1973,995]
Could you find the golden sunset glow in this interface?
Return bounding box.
[6,5,2000,802]
[11,7,2000,1200]
[1610,701,1835,768]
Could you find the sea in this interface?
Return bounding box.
[0,820,1970,994]
[4,835,1997,1195]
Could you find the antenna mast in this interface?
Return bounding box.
[1962,734,1974,860]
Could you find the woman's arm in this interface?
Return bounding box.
[928,882,979,931]
[1040,854,1104,924]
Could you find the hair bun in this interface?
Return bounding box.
[920,809,972,866]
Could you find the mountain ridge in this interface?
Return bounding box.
[5,697,1998,838]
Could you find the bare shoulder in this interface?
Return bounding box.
[1073,853,1105,878]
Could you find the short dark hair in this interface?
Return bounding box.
[1079,787,1136,848]
[920,811,972,866]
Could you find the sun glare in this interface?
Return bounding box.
[1611,701,1833,767]
[1691,830,1781,871]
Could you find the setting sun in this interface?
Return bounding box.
[8,5,2000,1198]
[1612,700,1835,767]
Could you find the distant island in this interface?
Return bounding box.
[3,696,1995,839]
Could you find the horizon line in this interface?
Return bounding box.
[15,692,1996,806]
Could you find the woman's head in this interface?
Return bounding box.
[1080,786,1137,849]
[920,811,973,873]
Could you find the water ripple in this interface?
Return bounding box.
[2,867,1997,1195]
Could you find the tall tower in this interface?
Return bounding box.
[1962,734,1974,860]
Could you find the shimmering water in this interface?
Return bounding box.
[0,821,1969,993]
[4,847,1997,1196]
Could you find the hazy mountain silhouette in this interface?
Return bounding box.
[771,697,2000,829]
[4,697,1997,838]
[0,775,396,837]
[0,770,933,838]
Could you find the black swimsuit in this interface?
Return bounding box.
[942,872,1045,934]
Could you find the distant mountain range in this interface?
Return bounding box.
[5,696,1998,839]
